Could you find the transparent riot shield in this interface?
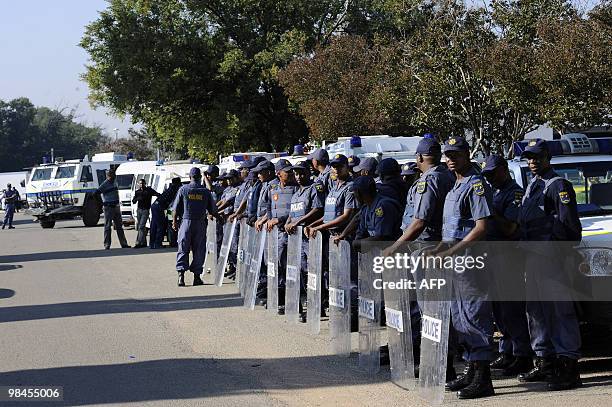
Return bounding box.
[306,231,323,335]
[285,226,302,324]
[382,264,416,390]
[243,229,267,310]
[329,238,351,356]
[203,218,217,274]
[266,227,279,314]
[236,219,248,296]
[213,219,237,287]
[241,225,257,297]
[358,250,383,375]
[417,258,452,405]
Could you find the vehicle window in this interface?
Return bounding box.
[116,174,134,190]
[80,165,93,182]
[153,175,160,190]
[31,168,53,181]
[54,166,76,179]
[96,169,107,185]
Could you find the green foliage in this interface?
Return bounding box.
[0,98,105,172]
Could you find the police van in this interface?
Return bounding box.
[510,133,612,324]
[115,160,158,224]
[219,152,289,173]
[324,135,421,165]
[26,152,128,228]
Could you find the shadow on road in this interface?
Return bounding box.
[0,356,387,406]
[0,289,15,299]
[0,295,243,323]
[0,264,22,271]
[0,247,176,264]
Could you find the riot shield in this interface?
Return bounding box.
[241,224,257,297]
[236,219,248,296]
[358,250,383,375]
[382,264,416,390]
[243,229,267,310]
[285,226,302,324]
[306,231,323,335]
[417,255,452,405]
[203,218,217,274]
[266,227,279,314]
[213,219,237,287]
[329,238,352,356]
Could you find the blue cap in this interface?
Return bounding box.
[351,175,376,193]
[253,160,274,173]
[220,169,240,179]
[353,157,378,173]
[307,148,329,163]
[521,139,549,157]
[204,165,220,177]
[274,159,293,172]
[377,158,400,176]
[347,155,360,168]
[290,161,310,171]
[245,171,257,181]
[189,167,202,178]
[293,145,304,156]
[401,162,418,175]
[481,155,507,173]
[443,136,470,153]
[416,137,442,155]
[240,159,253,169]
[330,153,349,167]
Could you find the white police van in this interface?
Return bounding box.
[219,152,289,174]
[324,135,421,165]
[26,152,128,229]
[115,160,158,224]
[509,133,612,325]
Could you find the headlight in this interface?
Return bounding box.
[578,248,612,276]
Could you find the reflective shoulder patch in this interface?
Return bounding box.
[472,180,485,196]
[559,191,570,204]
[315,183,324,192]
[375,206,384,217]
[416,181,427,194]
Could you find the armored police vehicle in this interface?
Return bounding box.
[510,133,612,324]
[26,152,128,228]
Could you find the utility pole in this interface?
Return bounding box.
[113,128,119,141]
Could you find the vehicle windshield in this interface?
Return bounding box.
[523,161,612,215]
[31,168,53,181]
[54,166,76,179]
[116,174,134,190]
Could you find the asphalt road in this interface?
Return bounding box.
[1,213,612,406]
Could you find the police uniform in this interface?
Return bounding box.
[2,187,18,229]
[356,191,402,240]
[517,140,582,389]
[150,181,181,248]
[323,176,358,234]
[308,148,334,195]
[173,174,216,276]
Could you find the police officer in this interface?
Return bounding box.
[132,179,160,248]
[481,155,533,377]
[353,157,378,178]
[2,184,18,229]
[229,156,267,224]
[172,167,218,287]
[308,148,333,195]
[285,162,325,321]
[348,155,361,178]
[400,162,420,187]
[438,136,495,399]
[204,165,225,257]
[517,139,582,391]
[150,177,182,249]
[376,158,409,208]
[265,159,299,314]
[216,169,241,277]
[96,170,130,249]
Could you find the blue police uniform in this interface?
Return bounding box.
[356,194,402,240]
[150,182,181,248]
[314,166,333,195]
[487,178,531,358]
[210,181,226,256]
[246,179,262,224]
[443,166,495,362]
[323,177,358,234]
[289,181,325,273]
[2,188,18,229]
[518,167,582,360]
[220,185,237,216]
[173,180,216,275]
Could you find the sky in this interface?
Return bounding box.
[0,0,136,137]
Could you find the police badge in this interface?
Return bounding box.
[559,191,570,204]
[416,181,426,194]
[375,206,384,217]
[472,181,485,196]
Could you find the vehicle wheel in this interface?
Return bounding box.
[40,218,56,229]
[82,197,101,227]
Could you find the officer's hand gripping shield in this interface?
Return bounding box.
[204,218,217,274]
[213,219,237,287]
[243,229,267,310]
[285,226,302,324]
[416,249,452,405]
[329,238,352,356]
[306,231,323,335]
[358,250,384,375]
[236,219,248,297]
[266,227,280,314]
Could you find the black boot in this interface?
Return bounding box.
[490,353,514,370]
[518,356,555,383]
[193,274,204,286]
[547,356,582,391]
[446,357,457,382]
[177,272,185,287]
[502,356,534,377]
[446,362,474,391]
[457,361,495,399]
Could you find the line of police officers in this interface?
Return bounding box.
[169,136,583,400]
